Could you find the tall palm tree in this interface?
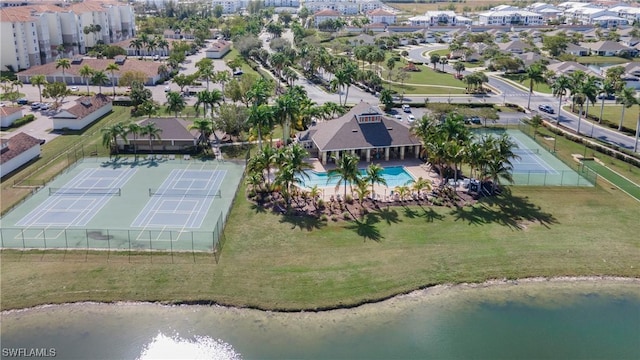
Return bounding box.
[130,38,143,57]
[165,91,186,117]
[616,87,639,131]
[365,163,387,200]
[575,75,598,134]
[125,122,142,159]
[598,79,616,124]
[146,37,157,57]
[196,58,215,91]
[568,70,587,112]
[101,122,126,154]
[524,62,547,110]
[215,70,230,101]
[105,63,120,98]
[274,144,311,208]
[30,75,47,103]
[275,87,304,144]
[140,122,162,153]
[79,64,94,95]
[189,118,214,152]
[91,70,109,94]
[453,62,465,77]
[157,38,169,57]
[328,153,360,199]
[55,58,71,84]
[246,104,275,150]
[551,74,571,125]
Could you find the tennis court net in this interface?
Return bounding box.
[148,188,222,197]
[513,148,540,155]
[49,187,122,196]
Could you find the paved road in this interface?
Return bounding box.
[406,45,639,153]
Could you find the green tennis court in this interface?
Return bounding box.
[0,157,245,252]
[475,129,595,187]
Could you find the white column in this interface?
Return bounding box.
[366,149,371,162]
[415,145,420,158]
[400,146,405,160]
[321,151,327,165]
[384,147,390,161]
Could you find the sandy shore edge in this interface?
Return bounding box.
[3,276,639,315]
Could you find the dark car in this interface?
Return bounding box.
[17,98,28,105]
[538,104,554,114]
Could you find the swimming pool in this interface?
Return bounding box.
[301,166,415,189]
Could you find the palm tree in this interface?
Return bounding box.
[275,144,311,208]
[30,75,47,103]
[453,62,465,77]
[215,70,230,101]
[79,64,94,95]
[165,91,186,117]
[130,38,143,57]
[196,58,215,91]
[55,58,71,84]
[354,181,371,207]
[189,118,214,152]
[140,122,162,153]
[365,163,387,200]
[616,87,639,131]
[568,70,586,112]
[575,75,598,134]
[125,122,142,159]
[101,122,126,154]
[524,62,547,110]
[157,38,169,57]
[328,153,360,199]
[146,37,157,58]
[91,70,109,94]
[551,74,571,125]
[598,79,616,124]
[394,185,411,202]
[411,177,432,197]
[439,57,449,72]
[247,104,275,150]
[106,63,120,98]
[275,87,303,144]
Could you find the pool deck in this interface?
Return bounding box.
[303,158,442,200]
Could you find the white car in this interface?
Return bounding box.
[394,114,402,120]
[164,86,171,92]
[70,86,79,91]
[40,103,50,110]
[402,104,411,113]
[407,115,416,122]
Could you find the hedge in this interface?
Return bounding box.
[12,114,35,127]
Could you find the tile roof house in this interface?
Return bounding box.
[497,40,531,54]
[52,94,113,130]
[314,9,341,27]
[117,117,198,153]
[547,61,602,78]
[296,101,422,165]
[581,40,636,56]
[602,62,640,89]
[205,40,232,59]
[0,106,24,128]
[366,9,396,25]
[17,58,163,86]
[0,132,41,178]
[565,43,589,56]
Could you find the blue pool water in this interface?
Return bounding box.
[301,166,415,188]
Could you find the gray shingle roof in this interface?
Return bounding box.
[304,101,421,152]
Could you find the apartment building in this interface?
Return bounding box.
[0,1,135,71]
[210,0,244,14]
[408,11,472,27]
[306,2,358,16]
[477,10,545,26]
[264,0,300,7]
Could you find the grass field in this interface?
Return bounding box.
[579,104,640,132]
[501,74,552,94]
[582,160,640,201]
[576,56,638,65]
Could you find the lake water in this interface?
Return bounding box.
[1,279,639,360]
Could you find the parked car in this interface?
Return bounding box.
[70,86,79,92]
[17,98,28,105]
[164,86,171,92]
[30,102,40,110]
[233,70,243,76]
[597,94,615,100]
[40,103,50,110]
[470,116,481,124]
[394,114,402,120]
[153,55,160,60]
[402,104,411,113]
[407,114,416,122]
[538,104,554,114]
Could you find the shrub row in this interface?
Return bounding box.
[12,114,35,127]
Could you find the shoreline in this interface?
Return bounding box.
[3,276,639,315]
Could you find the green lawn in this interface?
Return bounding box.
[582,160,640,201]
[501,74,552,94]
[565,104,639,132]
[576,56,635,65]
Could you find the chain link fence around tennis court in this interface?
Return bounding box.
[0,213,225,263]
[512,123,598,186]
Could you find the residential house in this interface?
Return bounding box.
[118,117,198,153]
[478,10,545,26]
[565,42,589,56]
[18,57,164,86]
[582,40,635,56]
[366,9,395,25]
[205,40,231,59]
[602,62,640,89]
[592,15,629,28]
[314,8,341,27]
[547,61,602,78]
[0,106,23,127]
[296,101,422,165]
[0,132,41,177]
[52,94,112,130]
[520,52,556,67]
[564,7,616,25]
[497,40,530,54]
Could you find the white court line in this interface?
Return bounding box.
[510,136,557,174]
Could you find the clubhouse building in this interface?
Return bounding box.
[296,101,422,165]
